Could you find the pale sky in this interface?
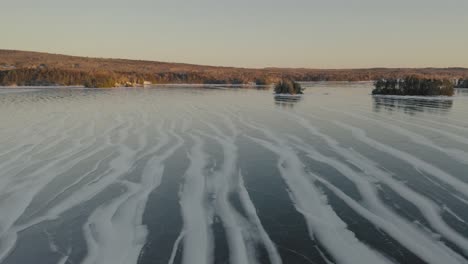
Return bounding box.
[2,0,468,68]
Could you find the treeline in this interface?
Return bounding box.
[0,68,123,88]
[372,76,454,96]
[0,68,260,87]
[0,68,91,86]
[0,68,281,87]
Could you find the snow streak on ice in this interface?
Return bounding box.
[1,86,468,264]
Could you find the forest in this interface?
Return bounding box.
[2,50,468,88]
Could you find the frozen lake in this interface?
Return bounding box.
[0,83,468,264]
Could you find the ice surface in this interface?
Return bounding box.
[1,84,468,264]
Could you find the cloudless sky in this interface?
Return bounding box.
[2,0,468,68]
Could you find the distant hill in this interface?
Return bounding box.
[1,49,468,87]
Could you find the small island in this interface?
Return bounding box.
[372,76,454,96]
[274,79,303,95]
